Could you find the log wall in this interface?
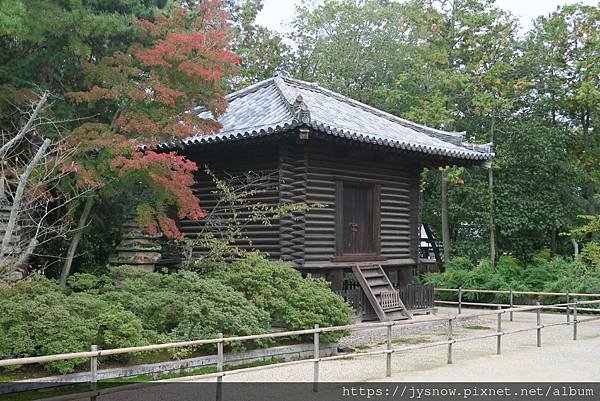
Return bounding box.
[177,136,421,275]
[302,141,421,267]
[179,142,281,259]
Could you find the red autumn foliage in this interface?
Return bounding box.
[112,151,206,238]
[66,1,238,239]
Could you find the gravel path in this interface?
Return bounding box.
[188,307,600,382]
[338,309,483,349]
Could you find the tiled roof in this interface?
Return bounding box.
[166,75,492,161]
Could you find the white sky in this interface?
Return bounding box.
[256,0,598,34]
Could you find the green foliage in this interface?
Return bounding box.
[0,275,146,374]
[290,0,599,262]
[1,258,355,374]
[446,256,474,271]
[211,256,355,342]
[423,253,600,304]
[570,215,600,271]
[71,267,272,344]
[227,0,290,89]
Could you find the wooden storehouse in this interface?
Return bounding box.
[161,75,493,320]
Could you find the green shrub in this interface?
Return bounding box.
[96,304,149,357]
[0,276,147,374]
[446,256,474,271]
[2,257,356,374]
[422,252,600,305]
[71,267,272,349]
[213,256,354,341]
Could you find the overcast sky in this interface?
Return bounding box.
[256,0,598,34]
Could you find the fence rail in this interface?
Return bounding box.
[434,287,600,316]
[2,296,600,401]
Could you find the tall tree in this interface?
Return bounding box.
[522,5,600,216]
[59,2,239,283]
[227,0,290,88]
[290,0,411,108]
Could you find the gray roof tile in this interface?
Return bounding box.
[172,75,492,161]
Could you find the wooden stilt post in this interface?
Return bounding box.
[447,316,453,364]
[90,345,97,401]
[536,302,541,347]
[216,333,223,401]
[313,324,320,392]
[509,289,514,322]
[573,299,578,340]
[496,306,502,355]
[458,287,463,314]
[386,322,392,377]
[566,291,570,323]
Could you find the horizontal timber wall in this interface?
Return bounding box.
[303,141,421,266]
[179,142,281,259]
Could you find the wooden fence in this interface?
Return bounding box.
[434,288,600,317]
[336,284,434,319]
[2,297,600,401]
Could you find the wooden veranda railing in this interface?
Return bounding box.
[2,297,600,401]
[336,284,434,317]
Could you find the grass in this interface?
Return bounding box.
[392,336,432,345]
[0,358,285,401]
[463,325,491,330]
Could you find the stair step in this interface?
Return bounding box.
[372,287,394,296]
[385,311,409,321]
[362,270,384,278]
[365,278,388,286]
[353,263,412,321]
[358,264,381,270]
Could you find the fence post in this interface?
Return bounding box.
[536,302,542,347]
[566,291,570,323]
[509,289,514,322]
[90,345,97,401]
[386,322,392,377]
[313,324,320,392]
[496,306,502,355]
[447,316,453,364]
[216,333,223,401]
[573,299,578,341]
[458,287,463,314]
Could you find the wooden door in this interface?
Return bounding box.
[342,185,374,254]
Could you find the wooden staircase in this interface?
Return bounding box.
[352,263,413,321]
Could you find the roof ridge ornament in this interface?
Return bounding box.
[292,95,311,124]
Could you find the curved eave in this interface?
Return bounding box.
[159,120,493,162]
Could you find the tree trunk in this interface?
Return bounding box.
[441,169,451,265]
[582,112,596,215]
[0,138,51,268]
[550,227,557,258]
[60,196,94,286]
[489,166,496,270]
[571,238,579,260]
[489,113,496,270]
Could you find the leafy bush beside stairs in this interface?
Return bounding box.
[0,257,353,374]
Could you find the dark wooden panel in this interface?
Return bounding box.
[304,141,420,266]
[278,142,308,266]
[178,143,281,259]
